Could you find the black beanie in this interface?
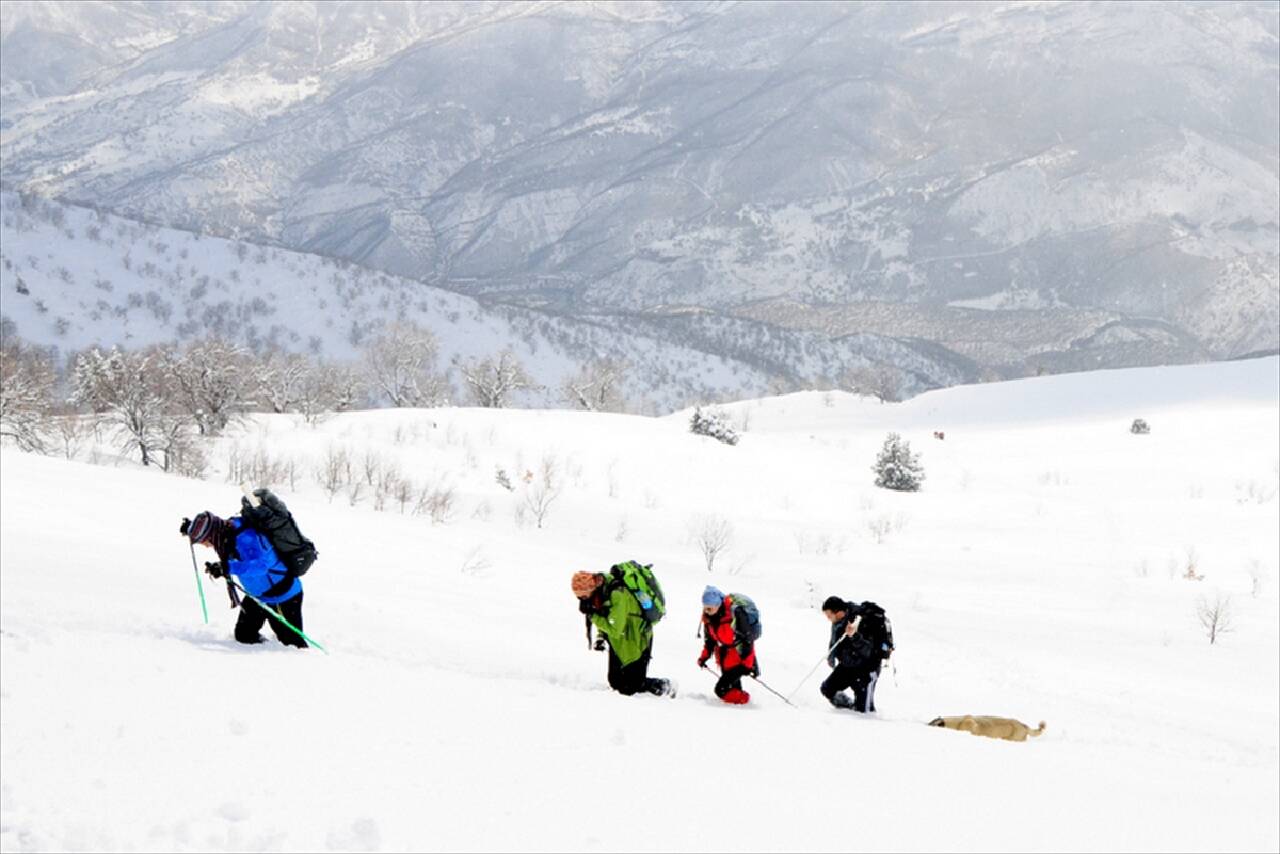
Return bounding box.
[821,596,847,613]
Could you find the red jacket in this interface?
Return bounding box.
[699,596,758,672]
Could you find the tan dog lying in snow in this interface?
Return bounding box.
[929,715,1046,742]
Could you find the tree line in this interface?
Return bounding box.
[0,321,631,468]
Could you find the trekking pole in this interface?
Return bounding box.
[224,577,328,655]
[188,543,209,625]
[750,676,797,708]
[786,636,846,702]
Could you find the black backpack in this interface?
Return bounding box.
[240,488,318,593]
[855,601,894,660]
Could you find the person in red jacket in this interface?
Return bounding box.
[697,586,758,705]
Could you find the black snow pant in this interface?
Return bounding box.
[235,592,307,648]
[714,665,752,699]
[821,663,879,712]
[606,644,667,696]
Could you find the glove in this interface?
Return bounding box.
[593,636,607,652]
[577,597,594,615]
[697,651,710,669]
[179,517,191,537]
[204,561,225,580]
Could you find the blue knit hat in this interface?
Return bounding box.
[701,586,724,608]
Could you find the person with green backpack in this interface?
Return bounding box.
[571,562,675,698]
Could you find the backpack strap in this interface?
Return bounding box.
[260,566,298,600]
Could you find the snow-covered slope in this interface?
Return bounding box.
[0,190,788,410]
[0,190,975,402]
[2,358,1277,851]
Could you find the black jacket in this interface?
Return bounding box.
[828,601,893,669]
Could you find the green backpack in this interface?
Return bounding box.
[610,560,666,624]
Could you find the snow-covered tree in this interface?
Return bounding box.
[296,361,364,425]
[162,337,253,434]
[842,364,906,404]
[690,407,739,446]
[364,321,450,408]
[0,337,56,453]
[872,432,924,492]
[462,350,534,408]
[561,358,627,412]
[72,346,179,466]
[255,350,313,414]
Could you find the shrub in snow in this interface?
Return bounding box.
[1195,593,1233,645]
[1131,418,1151,434]
[872,432,924,492]
[690,407,739,446]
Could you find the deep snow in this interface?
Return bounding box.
[2,358,1278,852]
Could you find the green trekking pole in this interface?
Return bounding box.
[188,543,209,624]
[225,577,328,655]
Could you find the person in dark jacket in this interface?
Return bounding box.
[820,596,893,712]
[182,510,307,648]
[697,586,758,705]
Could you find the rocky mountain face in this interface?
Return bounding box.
[2,0,1276,385]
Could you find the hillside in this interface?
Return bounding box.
[0,191,977,403]
[2,358,1277,851]
[2,1,1276,377]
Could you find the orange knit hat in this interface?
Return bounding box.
[571,571,602,598]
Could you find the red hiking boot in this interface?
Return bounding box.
[722,688,750,705]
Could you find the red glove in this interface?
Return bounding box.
[697,650,710,669]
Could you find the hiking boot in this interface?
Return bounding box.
[831,692,856,710]
[722,688,750,705]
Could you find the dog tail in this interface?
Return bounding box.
[1030,721,1046,737]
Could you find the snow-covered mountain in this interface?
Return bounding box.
[2,1,1276,379]
[1,357,1277,850]
[0,191,983,403]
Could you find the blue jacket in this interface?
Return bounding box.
[227,517,301,604]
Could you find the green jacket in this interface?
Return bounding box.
[591,582,653,666]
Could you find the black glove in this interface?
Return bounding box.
[593,636,607,652]
[179,517,191,537]
[577,597,594,615]
[204,561,225,580]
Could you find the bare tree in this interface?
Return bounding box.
[314,445,350,502]
[561,358,627,412]
[462,350,535,408]
[255,349,312,414]
[415,483,457,524]
[162,337,253,435]
[72,346,180,466]
[0,337,55,452]
[393,476,415,514]
[522,454,562,529]
[298,361,365,425]
[48,406,95,460]
[364,321,451,407]
[841,364,906,404]
[688,514,734,572]
[1196,593,1234,644]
